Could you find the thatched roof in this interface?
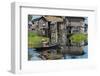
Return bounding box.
[32,16,63,22]
[44,16,63,22]
[66,17,85,21]
[32,16,85,23]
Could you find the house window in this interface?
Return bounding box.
[32,28,35,30]
[73,30,79,33]
[72,27,80,33]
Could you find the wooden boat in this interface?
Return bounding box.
[34,44,59,51]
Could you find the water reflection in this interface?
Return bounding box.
[28,45,88,60]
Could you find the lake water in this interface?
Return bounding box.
[28,46,88,60]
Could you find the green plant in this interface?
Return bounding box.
[70,33,87,43]
[28,31,38,37]
[28,32,49,48]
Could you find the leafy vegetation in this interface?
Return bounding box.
[28,31,49,48]
[70,33,87,43]
[28,31,38,37]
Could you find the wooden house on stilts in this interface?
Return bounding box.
[29,16,86,46]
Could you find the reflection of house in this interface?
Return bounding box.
[28,16,87,45]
